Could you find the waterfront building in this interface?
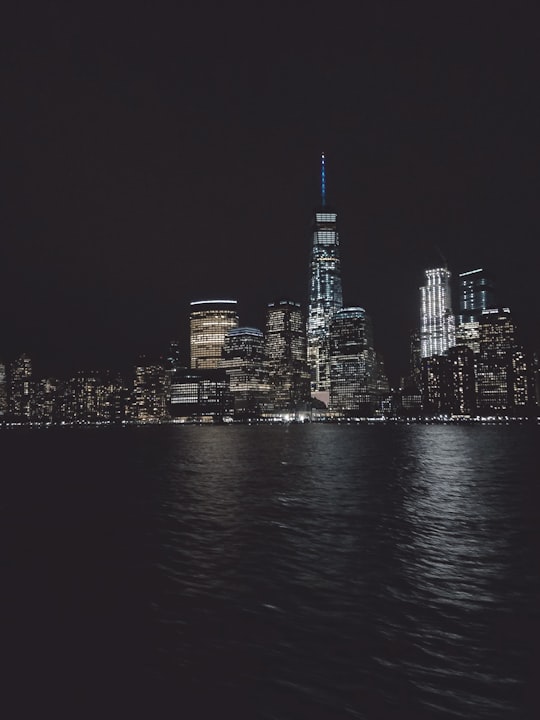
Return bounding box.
[132,359,170,423]
[8,353,33,421]
[476,308,533,414]
[446,345,476,416]
[29,378,57,424]
[264,300,311,417]
[420,355,452,415]
[190,299,239,370]
[455,268,496,353]
[0,362,7,417]
[307,154,343,395]
[328,307,380,415]
[169,368,231,422]
[220,327,270,419]
[420,267,456,358]
[457,268,496,323]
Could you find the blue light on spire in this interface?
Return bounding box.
[321,152,326,207]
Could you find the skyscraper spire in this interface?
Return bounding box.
[308,153,343,394]
[321,152,326,207]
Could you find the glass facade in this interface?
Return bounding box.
[475,308,532,413]
[221,327,270,419]
[328,307,379,414]
[190,300,239,370]
[307,155,343,392]
[457,268,496,323]
[265,300,310,415]
[420,268,456,358]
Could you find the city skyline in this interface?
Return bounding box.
[3,3,540,383]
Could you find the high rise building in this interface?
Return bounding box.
[456,268,496,353]
[132,359,170,423]
[8,353,33,421]
[457,268,496,323]
[264,300,311,416]
[420,267,456,358]
[328,307,381,415]
[476,307,533,414]
[190,299,239,370]
[220,327,270,419]
[0,361,7,417]
[307,153,343,394]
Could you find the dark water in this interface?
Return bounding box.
[1,424,539,719]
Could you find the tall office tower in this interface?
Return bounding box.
[0,361,7,416]
[8,353,33,421]
[446,345,476,415]
[476,307,532,414]
[132,359,170,423]
[221,327,270,419]
[457,268,496,322]
[328,307,380,415]
[190,299,239,370]
[456,268,496,353]
[420,267,456,358]
[307,153,343,395]
[420,348,477,417]
[265,300,311,416]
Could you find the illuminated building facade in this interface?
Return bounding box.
[8,353,33,421]
[476,308,533,414]
[0,362,7,417]
[132,360,170,423]
[457,268,496,323]
[420,268,456,358]
[169,369,230,422]
[456,268,496,353]
[264,300,310,416]
[420,355,452,415]
[446,345,476,415]
[190,300,239,370]
[328,307,380,415]
[307,154,343,394]
[220,327,270,419]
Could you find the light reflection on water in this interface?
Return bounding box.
[1,424,539,719]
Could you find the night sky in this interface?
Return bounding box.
[3,2,540,385]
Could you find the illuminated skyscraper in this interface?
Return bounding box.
[0,361,7,417]
[328,307,379,415]
[455,268,496,354]
[307,153,343,394]
[476,307,533,414]
[8,353,33,421]
[221,327,270,419]
[265,300,310,416]
[190,300,239,370]
[420,268,456,358]
[457,268,496,322]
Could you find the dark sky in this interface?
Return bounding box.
[2,1,540,384]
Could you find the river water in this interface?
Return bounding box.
[1,424,539,718]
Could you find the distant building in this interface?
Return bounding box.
[457,268,496,324]
[420,354,452,415]
[307,154,343,393]
[446,345,476,416]
[328,307,382,416]
[132,360,170,423]
[420,268,456,358]
[220,327,270,419]
[8,353,33,422]
[190,299,239,370]
[0,362,7,417]
[476,308,533,415]
[264,300,311,417]
[456,268,496,354]
[169,368,231,422]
